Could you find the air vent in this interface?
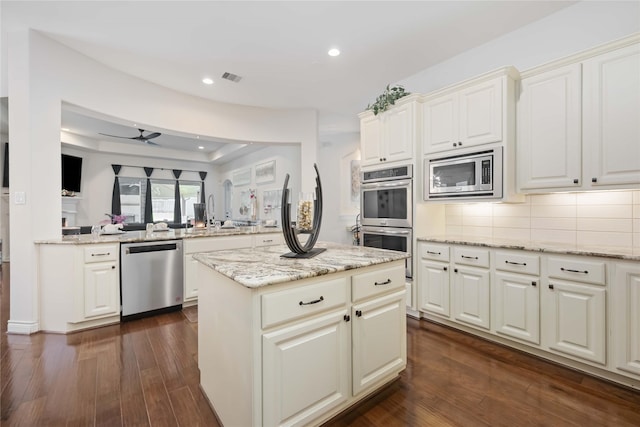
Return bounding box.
[221,72,242,83]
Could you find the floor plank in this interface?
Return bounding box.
[1,264,639,426]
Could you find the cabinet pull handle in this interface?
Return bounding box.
[92,252,110,257]
[374,279,392,286]
[443,267,448,271]
[505,260,526,266]
[560,267,588,274]
[356,310,362,317]
[531,281,537,287]
[573,178,579,184]
[344,314,350,322]
[461,255,478,260]
[299,296,324,306]
[426,251,441,255]
[549,284,554,290]
[263,239,273,243]
[591,177,598,183]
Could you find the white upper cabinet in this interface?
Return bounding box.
[517,63,582,190]
[422,69,515,155]
[583,43,640,188]
[517,37,640,193]
[359,95,419,168]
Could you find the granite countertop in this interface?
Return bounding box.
[417,235,640,261]
[35,226,282,245]
[193,242,409,288]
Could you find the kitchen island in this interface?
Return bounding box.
[193,243,409,427]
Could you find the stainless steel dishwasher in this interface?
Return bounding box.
[120,240,183,318]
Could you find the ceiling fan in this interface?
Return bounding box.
[99,128,162,145]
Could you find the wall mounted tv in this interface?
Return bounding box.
[62,154,83,193]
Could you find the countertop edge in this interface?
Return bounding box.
[417,236,640,261]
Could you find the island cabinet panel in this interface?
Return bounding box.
[612,262,640,378]
[352,289,407,396]
[262,309,350,427]
[261,277,349,329]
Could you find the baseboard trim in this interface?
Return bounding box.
[7,320,40,335]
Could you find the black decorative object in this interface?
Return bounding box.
[280,163,326,258]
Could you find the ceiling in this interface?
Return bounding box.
[1,1,576,160]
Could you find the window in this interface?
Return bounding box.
[118,177,202,224]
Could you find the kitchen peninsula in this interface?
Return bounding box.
[193,243,408,427]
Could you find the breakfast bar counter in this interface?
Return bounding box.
[194,243,409,427]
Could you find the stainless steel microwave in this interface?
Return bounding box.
[424,147,503,200]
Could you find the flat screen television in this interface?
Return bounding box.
[61,153,83,193]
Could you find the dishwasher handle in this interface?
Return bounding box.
[126,243,178,255]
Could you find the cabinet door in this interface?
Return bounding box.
[612,263,640,378]
[422,93,457,154]
[83,262,119,319]
[352,289,406,396]
[384,102,414,164]
[494,272,540,344]
[544,280,606,365]
[452,266,490,330]
[418,259,450,317]
[262,310,350,427]
[458,77,503,147]
[517,64,582,190]
[184,255,199,302]
[360,114,384,167]
[583,43,640,187]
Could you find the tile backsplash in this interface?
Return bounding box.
[443,190,640,248]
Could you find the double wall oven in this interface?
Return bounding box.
[360,165,413,278]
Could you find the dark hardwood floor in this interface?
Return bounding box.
[2,263,639,426]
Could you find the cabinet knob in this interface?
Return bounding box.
[453,142,457,147]
[454,268,458,273]
[458,141,463,146]
[573,178,579,184]
[592,177,598,183]
[344,314,350,322]
[531,281,537,287]
[548,284,554,290]
[356,310,362,317]
[443,266,448,271]
[112,265,116,269]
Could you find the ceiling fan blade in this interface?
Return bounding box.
[145,140,160,146]
[98,132,134,139]
[144,132,161,139]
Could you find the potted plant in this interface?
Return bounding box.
[366,84,410,115]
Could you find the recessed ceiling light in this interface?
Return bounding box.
[198,146,204,150]
[202,77,214,85]
[328,48,340,57]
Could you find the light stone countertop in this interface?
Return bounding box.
[35,226,282,245]
[417,235,640,261]
[192,242,409,288]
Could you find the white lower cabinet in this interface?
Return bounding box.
[352,289,407,396]
[40,243,120,333]
[418,259,450,317]
[262,309,350,427]
[452,265,490,330]
[543,279,606,365]
[612,262,640,378]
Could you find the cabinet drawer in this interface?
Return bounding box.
[453,247,489,268]
[547,257,606,285]
[262,277,348,329]
[495,251,540,276]
[352,264,405,303]
[419,243,450,262]
[84,245,118,263]
[184,235,252,254]
[254,233,284,247]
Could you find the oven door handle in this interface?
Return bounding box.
[362,228,411,235]
[361,179,412,189]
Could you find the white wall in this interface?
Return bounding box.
[317,132,361,245]
[5,30,318,334]
[61,145,217,226]
[218,144,300,224]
